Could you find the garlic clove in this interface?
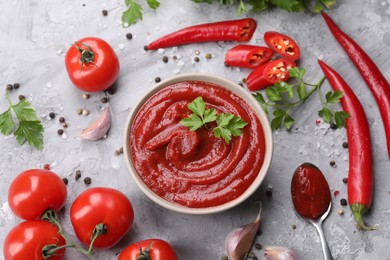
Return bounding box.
[225,203,262,260]
[80,107,111,141]
[264,246,299,260]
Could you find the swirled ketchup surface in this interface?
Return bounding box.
[129,81,266,208]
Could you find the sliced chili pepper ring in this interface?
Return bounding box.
[224,45,274,69]
[264,31,301,61]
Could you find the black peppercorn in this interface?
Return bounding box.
[155,77,161,83]
[49,112,55,119]
[340,198,348,206]
[102,9,108,16]
[18,95,25,101]
[106,88,114,95]
[84,177,92,185]
[13,83,20,89]
[75,170,82,181]
[57,129,64,135]
[342,177,348,184]
[63,178,69,185]
[59,117,65,123]
[126,33,133,40]
[265,189,273,198]
[162,56,168,63]
[194,57,200,62]
[6,84,13,91]
[330,122,337,130]
[342,142,349,149]
[101,97,108,103]
[255,243,262,250]
[330,160,336,167]
[144,45,149,51]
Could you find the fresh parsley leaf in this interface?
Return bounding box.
[275,81,294,99]
[216,113,234,127]
[122,0,143,26]
[13,99,39,121]
[237,0,247,15]
[203,108,217,123]
[311,2,324,13]
[297,83,306,100]
[271,109,294,130]
[270,0,305,12]
[213,125,232,144]
[252,92,269,114]
[265,87,283,102]
[147,0,160,9]
[248,0,269,12]
[0,108,14,135]
[188,96,206,117]
[283,113,295,130]
[226,115,248,136]
[334,111,350,128]
[320,0,337,8]
[14,120,44,150]
[325,90,343,104]
[180,113,203,131]
[318,107,333,123]
[288,67,306,79]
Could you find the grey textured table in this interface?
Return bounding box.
[1,0,390,259]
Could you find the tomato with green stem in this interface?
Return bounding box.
[8,169,67,220]
[264,31,300,61]
[118,239,178,260]
[70,187,134,250]
[3,220,66,260]
[246,58,296,91]
[65,37,120,92]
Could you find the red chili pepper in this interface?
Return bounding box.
[147,18,257,50]
[264,31,300,61]
[318,60,375,230]
[246,58,296,91]
[224,45,274,69]
[322,12,390,157]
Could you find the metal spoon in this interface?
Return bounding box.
[305,203,333,260]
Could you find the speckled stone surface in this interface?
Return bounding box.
[1,0,390,259]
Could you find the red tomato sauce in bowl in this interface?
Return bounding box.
[129,80,267,208]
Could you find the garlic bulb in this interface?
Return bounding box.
[264,246,299,260]
[80,107,111,141]
[225,203,262,260]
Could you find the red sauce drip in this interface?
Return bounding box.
[129,81,266,208]
[291,163,331,219]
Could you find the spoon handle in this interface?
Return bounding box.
[313,222,333,260]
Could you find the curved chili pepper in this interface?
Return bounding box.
[322,12,390,157]
[318,60,375,230]
[147,18,257,50]
[224,45,274,69]
[246,58,296,91]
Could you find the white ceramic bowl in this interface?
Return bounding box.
[123,73,273,215]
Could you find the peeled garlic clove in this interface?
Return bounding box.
[225,203,262,260]
[264,246,299,260]
[80,107,111,141]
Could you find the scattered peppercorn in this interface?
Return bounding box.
[194,50,200,55]
[330,122,337,130]
[59,117,65,123]
[342,142,349,149]
[62,122,69,128]
[242,78,247,84]
[119,147,123,153]
[126,33,133,40]
[49,112,55,119]
[63,178,69,185]
[330,160,336,167]
[253,256,258,260]
[57,129,64,135]
[337,209,344,215]
[101,97,108,103]
[172,55,177,60]
[265,189,273,198]
[221,256,228,260]
[342,177,348,184]
[18,95,25,101]
[291,224,297,230]
[144,45,149,51]
[162,56,168,63]
[82,109,90,116]
[84,177,92,185]
[106,88,114,95]
[83,93,90,99]
[205,53,212,59]
[43,164,51,170]
[13,83,20,89]
[255,243,262,250]
[75,170,82,181]
[6,84,13,91]
[102,9,108,16]
[194,57,200,62]
[340,198,348,206]
[155,77,161,83]
[77,108,83,115]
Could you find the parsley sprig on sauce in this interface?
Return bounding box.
[180,96,247,144]
[0,90,44,149]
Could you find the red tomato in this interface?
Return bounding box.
[246,58,296,91]
[3,220,66,260]
[65,37,120,92]
[8,169,67,220]
[70,187,134,249]
[118,239,178,260]
[264,31,300,61]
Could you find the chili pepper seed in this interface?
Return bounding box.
[102,9,108,16]
[84,177,92,185]
[126,33,133,40]
[340,198,348,206]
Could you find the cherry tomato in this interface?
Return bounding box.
[70,187,134,249]
[65,37,120,92]
[291,163,331,219]
[224,45,274,69]
[246,58,296,91]
[3,220,66,260]
[118,239,178,260]
[8,169,67,220]
[264,31,300,61]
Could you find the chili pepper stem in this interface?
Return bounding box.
[350,203,377,231]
